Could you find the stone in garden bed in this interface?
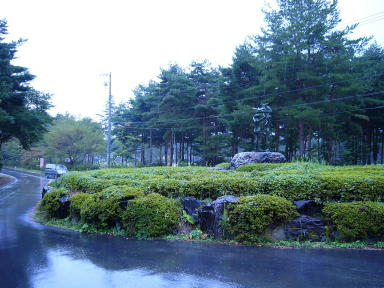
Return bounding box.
[229,152,286,169]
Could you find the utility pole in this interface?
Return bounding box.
[107,72,112,168]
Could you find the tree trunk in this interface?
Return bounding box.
[169,133,173,166]
[181,133,185,162]
[164,141,168,166]
[149,129,153,164]
[366,126,372,165]
[159,145,162,165]
[275,123,280,152]
[299,119,305,157]
[141,142,145,165]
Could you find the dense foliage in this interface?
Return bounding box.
[323,202,384,241]
[227,195,298,243]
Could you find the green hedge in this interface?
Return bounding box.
[121,193,181,238]
[52,164,384,202]
[227,195,298,243]
[100,185,144,199]
[323,202,384,241]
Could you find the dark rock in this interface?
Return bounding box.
[229,152,286,169]
[41,185,53,198]
[286,215,325,242]
[198,195,239,239]
[119,199,129,209]
[57,194,70,218]
[293,200,323,217]
[181,197,206,223]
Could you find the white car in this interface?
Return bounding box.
[45,164,68,178]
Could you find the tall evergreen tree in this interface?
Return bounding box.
[0,19,51,152]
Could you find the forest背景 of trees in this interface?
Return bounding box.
[112,0,384,166]
[0,19,52,167]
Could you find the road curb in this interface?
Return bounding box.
[0,173,17,190]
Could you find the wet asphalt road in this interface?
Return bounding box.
[1,169,384,288]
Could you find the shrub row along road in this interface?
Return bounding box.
[1,169,384,288]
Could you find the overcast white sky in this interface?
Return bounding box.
[1,0,383,120]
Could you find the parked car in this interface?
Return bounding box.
[42,164,68,198]
[44,164,68,178]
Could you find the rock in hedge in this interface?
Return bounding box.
[285,215,325,242]
[293,200,323,217]
[229,152,286,170]
[181,197,206,223]
[198,195,239,239]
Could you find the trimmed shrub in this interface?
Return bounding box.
[101,185,144,199]
[183,177,259,200]
[145,179,186,198]
[236,163,286,172]
[122,193,181,238]
[69,193,93,220]
[39,188,69,219]
[323,202,384,241]
[317,174,384,202]
[227,194,298,243]
[256,174,319,200]
[79,193,122,229]
[56,171,86,191]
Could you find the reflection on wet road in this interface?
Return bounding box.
[1,169,383,288]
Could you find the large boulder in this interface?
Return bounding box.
[229,152,286,169]
[198,195,239,239]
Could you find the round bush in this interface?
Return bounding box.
[227,194,298,243]
[69,192,93,220]
[79,193,122,229]
[122,193,181,238]
[39,188,70,219]
[323,201,384,241]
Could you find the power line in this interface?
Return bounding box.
[116,105,384,132]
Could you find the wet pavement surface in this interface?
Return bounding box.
[1,169,384,288]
